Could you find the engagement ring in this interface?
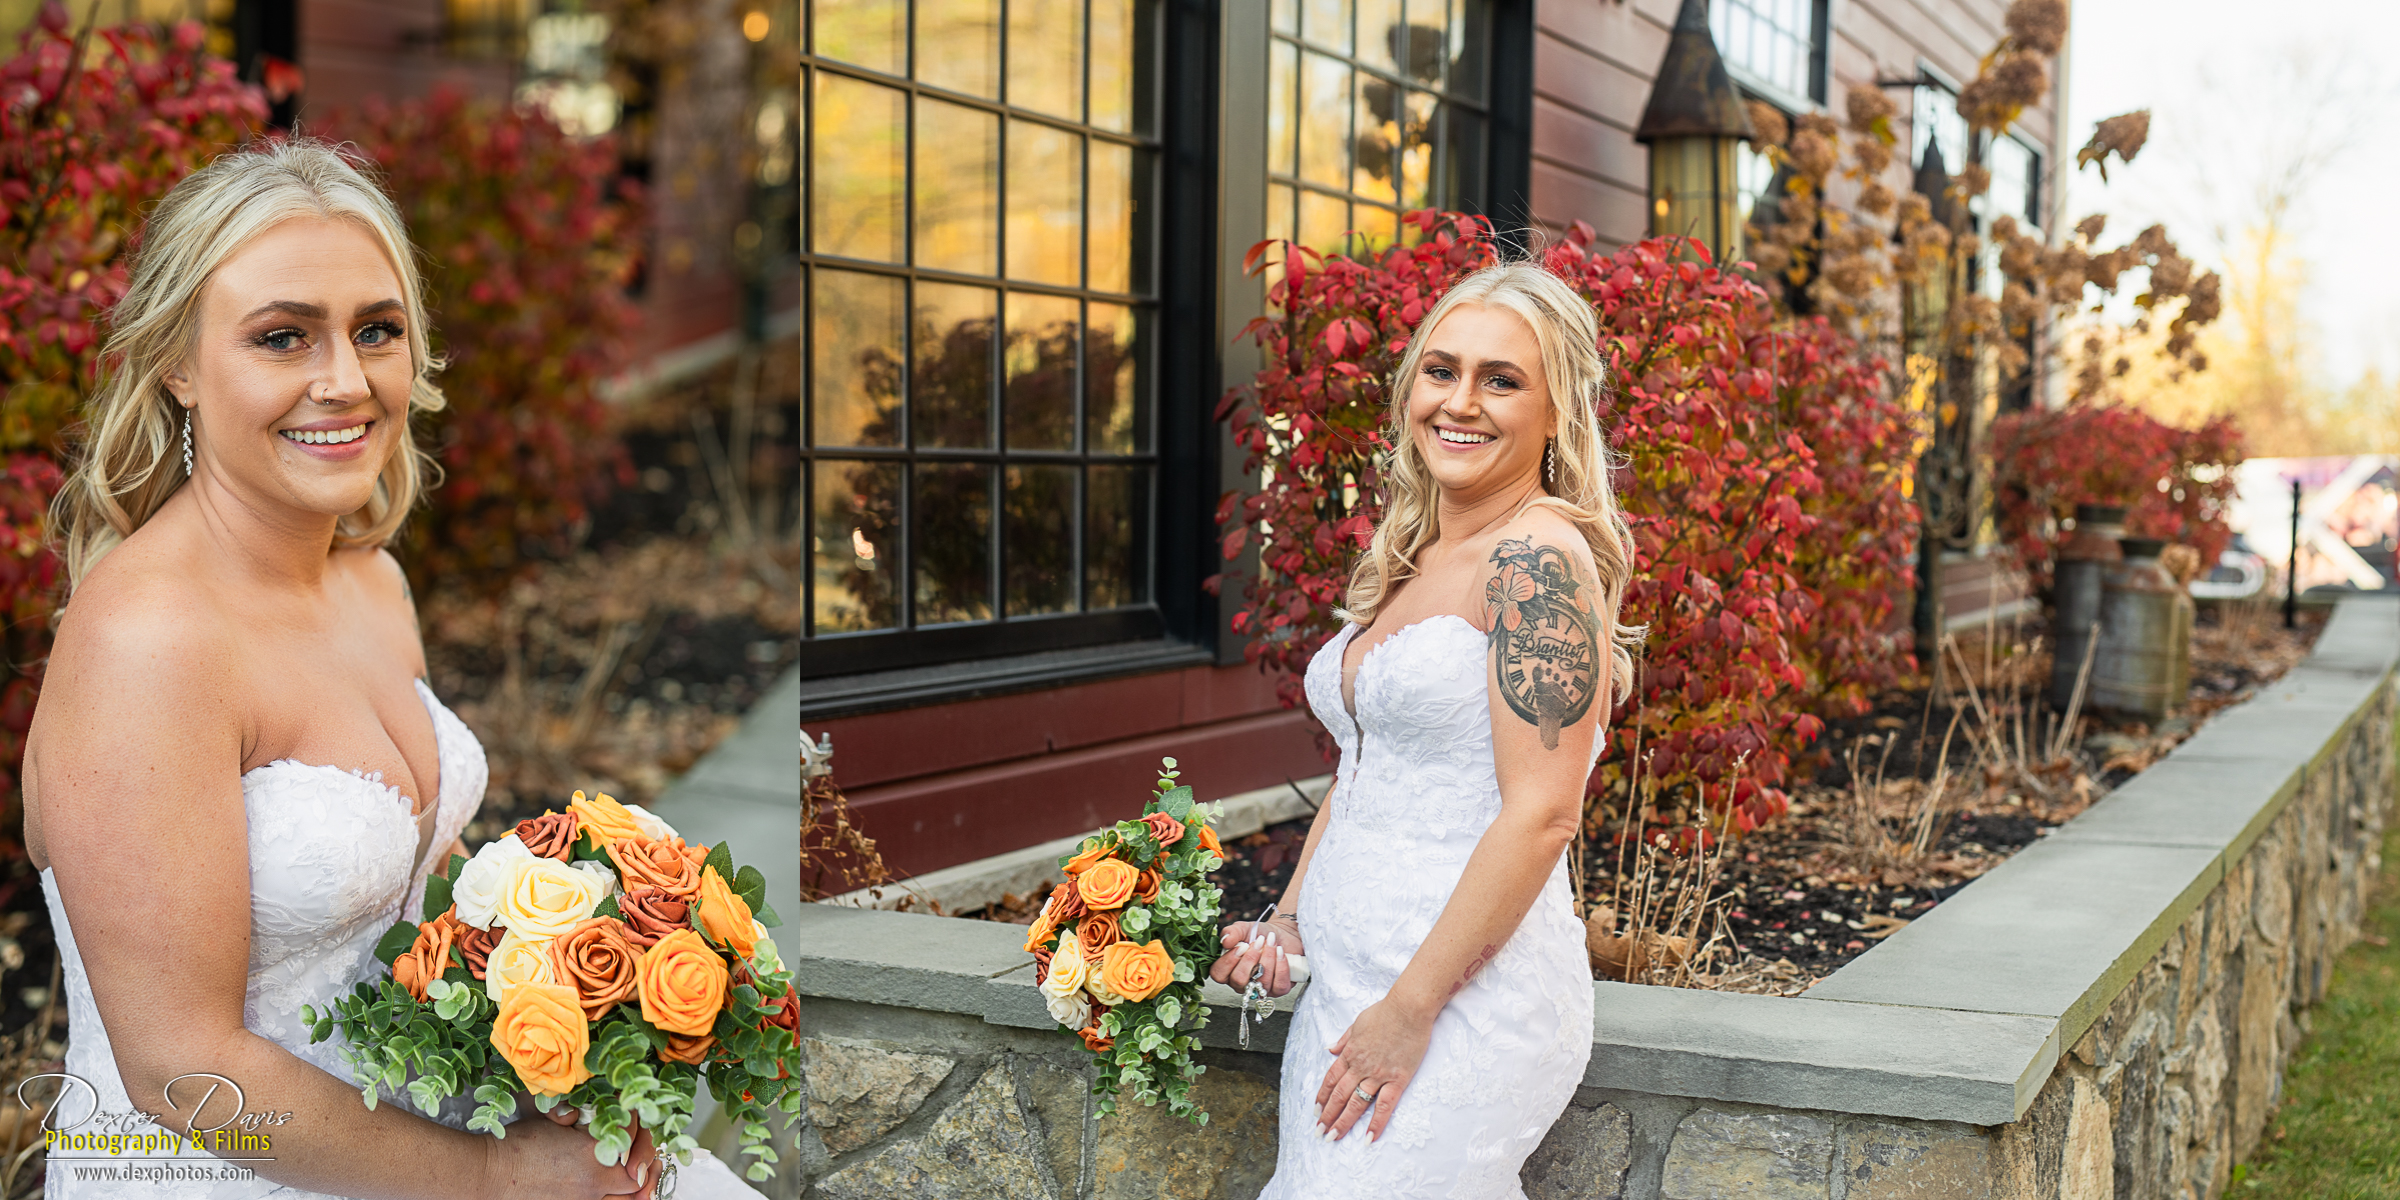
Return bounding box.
[1353,1084,1377,1103]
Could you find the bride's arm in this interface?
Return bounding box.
[31,607,643,1200]
[1312,531,1603,1142]
[1207,777,1333,994]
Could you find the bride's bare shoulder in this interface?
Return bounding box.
[42,540,240,714]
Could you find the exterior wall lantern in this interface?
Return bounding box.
[1634,0,1757,261]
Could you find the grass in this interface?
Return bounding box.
[2230,818,2400,1197]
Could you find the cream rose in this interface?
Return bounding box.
[572,860,621,903]
[1045,988,1091,1029]
[624,803,679,842]
[452,835,535,930]
[1040,931,1088,1004]
[495,856,609,940]
[484,927,559,1005]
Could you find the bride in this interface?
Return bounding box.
[21,139,760,1197]
[1209,261,1639,1196]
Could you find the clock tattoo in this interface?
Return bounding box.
[1482,538,1601,750]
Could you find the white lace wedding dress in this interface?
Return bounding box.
[36,679,763,1198]
[1260,615,1595,1199]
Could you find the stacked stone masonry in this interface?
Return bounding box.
[795,599,2399,1199]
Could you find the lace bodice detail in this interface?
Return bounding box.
[38,680,487,1199]
[1259,615,1595,1200]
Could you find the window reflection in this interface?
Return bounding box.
[1007,465,1078,615]
[1085,465,1150,608]
[913,282,997,448]
[1089,0,1137,132]
[812,0,904,74]
[811,460,902,632]
[810,269,906,446]
[915,463,995,624]
[1085,303,1146,453]
[1008,0,1084,119]
[1008,121,1083,285]
[918,0,1001,98]
[916,98,999,274]
[810,73,905,262]
[1006,293,1080,450]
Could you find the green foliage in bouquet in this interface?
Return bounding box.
[1031,759,1226,1124]
[302,829,804,1184]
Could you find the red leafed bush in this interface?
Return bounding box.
[326,88,643,588]
[0,11,265,808]
[1991,401,2242,595]
[1213,213,1919,834]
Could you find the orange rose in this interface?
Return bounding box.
[456,922,502,980]
[1047,882,1087,924]
[617,887,692,948]
[659,1032,715,1065]
[549,917,642,1021]
[490,981,593,1096]
[1134,869,1161,903]
[1062,840,1112,876]
[1032,948,1053,984]
[392,914,460,1002]
[568,790,645,850]
[1099,939,1175,1003]
[1076,859,1139,911]
[693,867,757,958]
[514,811,580,861]
[1079,1024,1114,1053]
[1140,812,1185,848]
[637,929,730,1036]
[1195,825,1224,859]
[606,836,707,899]
[1023,908,1059,953]
[1078,911,1123,956]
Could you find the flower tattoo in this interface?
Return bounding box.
[1482,537,1601,749]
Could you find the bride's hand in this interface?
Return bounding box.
[504,1099,657,1199]
[484,1114,656,1199]
[1209,918,1301,996]
[1314,998,1433,1143]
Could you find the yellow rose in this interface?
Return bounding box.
[693,866,757,958]
[1076,858,1139,911]
[568,790,645,850]
[637,929,730,1036]
[1100,940,1176,1003]
[496,856,608,940]
[485,927,559,1006]
[490,981,592,1097]
[1040,931,1088,1003]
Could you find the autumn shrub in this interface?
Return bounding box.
[326,89,644,589]
[0,11,265,811]
[1991,401,2242,595]
[1213,213,1919,835]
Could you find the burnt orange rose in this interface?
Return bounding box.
[606,836,707,898]
[694,866,757,958]
[1078,911,1123,956]
[1195,825,1224,859]
[1047,882,1087,924]
[392,914,460,1002]
[1076,858,1139,911]
[549,917,642,1021]
[514,811,580,861]
[1099,939,1175,1003]
[659,1032,716,1065]
[456,922,502,979]
[1079,1024,1114,1053]
[1033,948,1053,984]
[618,887,692,948]
[637,928,730,1036]
[1134,869,1161,903]
[1140,812,1185,848]
[1063,840,1112,876]
[492,981,592,1096]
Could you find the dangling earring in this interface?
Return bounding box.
[182,409,194,476]
[1544,439,1556,484]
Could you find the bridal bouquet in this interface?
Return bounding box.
[300,791,802,1185]
[1025,758,1226,1123]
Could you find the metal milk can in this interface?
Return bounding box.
[2089,537,2187,721]
[2050,504,2126,709]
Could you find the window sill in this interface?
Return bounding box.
[800,637,1216,723]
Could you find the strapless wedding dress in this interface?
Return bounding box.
[1258,615,1595,1199]
[36,679,764,1198]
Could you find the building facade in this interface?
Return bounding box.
[805,0,2066,881]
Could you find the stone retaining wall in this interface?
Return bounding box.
[795,599,2399,1199]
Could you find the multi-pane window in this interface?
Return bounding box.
[804,0,1159,651]
[1912,83,1969,177]
[1712,0,1826,106]
[1264,0,1492,255]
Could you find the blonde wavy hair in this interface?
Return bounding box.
[53,137,446,594]
[1344,261,1645,706]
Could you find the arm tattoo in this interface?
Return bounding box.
[1447,942,1504,998]
[1483,537,1600,750]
